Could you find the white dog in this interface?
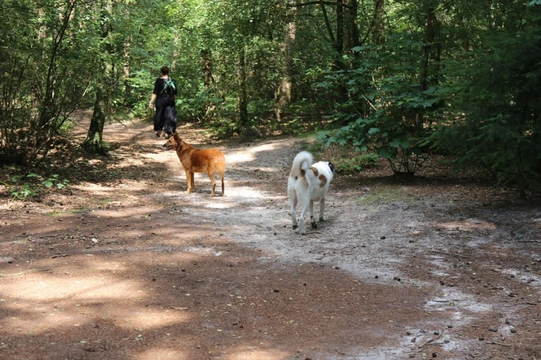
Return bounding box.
[288,151,334,234]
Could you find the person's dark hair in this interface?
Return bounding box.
[160,66,170,76]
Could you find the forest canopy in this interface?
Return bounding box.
[1,0,541,198]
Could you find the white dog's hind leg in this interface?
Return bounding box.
[289,191,298,230]
[297,191,311,234]
[309,200,318,229]
[298,203,308,234]
[319,197,326,222]
[290,202,298,230]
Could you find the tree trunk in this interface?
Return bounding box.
[124,42,132,97]
[83,0,112,155]
[201,49,214,88]
[274,3,297,123]
[345,0,360,51]
[336,0,344,59]
[421,4,440,91]
[333,0,348,110]
[238,46,259,141]
[82,87,108,155]
[200,49,219,117]
[238,46,248,127]
[373,0,385,45]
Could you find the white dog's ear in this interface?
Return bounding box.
[328,162,335,173]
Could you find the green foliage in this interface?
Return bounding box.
[429,4,541,197]
[42,174,69,190]
[320,34,442,175]
[2,0,541,199]
[0,0,94,166]
[303,140,378,174]
[313,0,541,197]
[335,153,379,173]
[3,173,69,200]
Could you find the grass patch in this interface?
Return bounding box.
[302,141,380,174]
[45,211,64,217]
[334,153,378,173]
[71,208,90,214]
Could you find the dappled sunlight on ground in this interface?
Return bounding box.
[1,117,541,359]
[225,150,257,164]
[73,181,150,194]
[225,142,285,165]
[135,348,190,360]
[116,308,191,331]
[223,348,291,360]
[435,218,497,231]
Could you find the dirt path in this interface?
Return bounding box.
[1,117,541,359]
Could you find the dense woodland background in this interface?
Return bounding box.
[1,0,541,198]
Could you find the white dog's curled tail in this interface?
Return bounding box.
[290,151,314,179]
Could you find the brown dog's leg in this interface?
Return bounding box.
[220,176,224,196]
[185,170,193,193]
[208,171,216,196]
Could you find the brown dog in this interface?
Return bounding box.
[163,132,225,196]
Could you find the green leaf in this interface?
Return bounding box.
[389,138,411,148]
[378,146,394,158]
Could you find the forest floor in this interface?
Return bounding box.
[1,114,541,360]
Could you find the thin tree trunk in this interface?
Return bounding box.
[201,49,219,117]
[122,4,131,97]
[83,0,112,155]
[421,5,439,91]
[373,0,385,45]
[201,49,214,88]
[83,86,108,155]
[275,3,297,123]
[238,46,248,127]
[334,0,348,108]
[124,42,131,97]
[345,0,360,51]
[336,0,344,59]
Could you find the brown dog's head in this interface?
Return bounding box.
[163,132,182,151]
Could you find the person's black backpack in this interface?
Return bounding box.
[161,78,176,97]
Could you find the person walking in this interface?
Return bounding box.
[149,66,177,138]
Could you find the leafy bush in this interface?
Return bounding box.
[319,35,444,175]
[2,173,69,200]
[335,153,379,173]
[304,140,379,174]
[0,1,91,166]
[429,5,541,198]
